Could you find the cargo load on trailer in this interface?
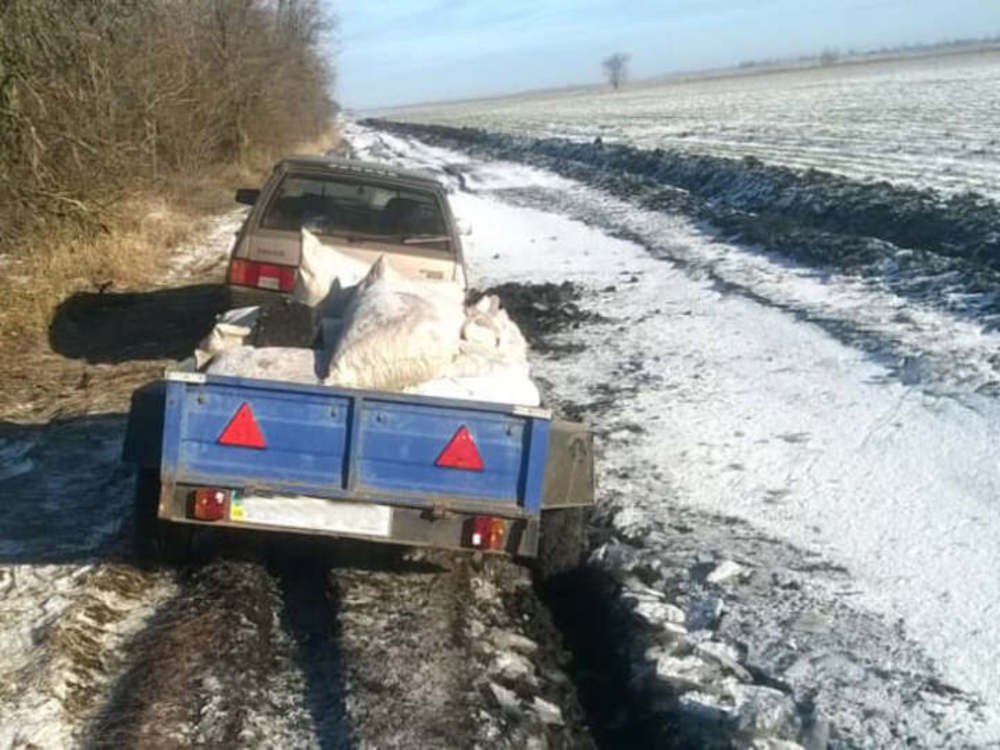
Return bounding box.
[200,234,540,406]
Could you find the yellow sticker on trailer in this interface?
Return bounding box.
[230,497,246,521]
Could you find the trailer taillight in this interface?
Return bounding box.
[468,515,506,551]
[229,258,295,292]
[191,487,231,521]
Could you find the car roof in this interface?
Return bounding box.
[278,155,443,190]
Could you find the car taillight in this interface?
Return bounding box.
[468,515,507,551]
[229,258,295,292]
[190,487,231,521]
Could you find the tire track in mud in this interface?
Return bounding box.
[329,546,594,749]
[335,555,481,748]
[37,531,601,749]
[273,556,352,749]
[85,559,336,748]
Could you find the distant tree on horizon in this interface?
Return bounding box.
[602,53,630,91]
[819,47,840,66]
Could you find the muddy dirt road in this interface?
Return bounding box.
[0,214,611,748]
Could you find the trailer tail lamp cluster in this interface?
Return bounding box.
[190,487,232,521]
[228,258,295,292]
[468,515,506,551]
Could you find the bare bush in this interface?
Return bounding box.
[0,0,336,251]
[819,48,840,66]
[602,53,630,91]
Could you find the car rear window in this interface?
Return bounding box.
[260,173,448,242]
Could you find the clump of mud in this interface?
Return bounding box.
[471,281,608,353]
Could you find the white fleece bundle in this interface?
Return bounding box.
[201,260,542,406]
[293,228,373,309]
[405,294,541,407]
[325,257,466,391]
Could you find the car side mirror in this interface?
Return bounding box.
[235,188,260,206]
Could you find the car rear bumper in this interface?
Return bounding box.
[225,284,290,310]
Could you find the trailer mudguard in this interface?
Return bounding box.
[541,419,595,509]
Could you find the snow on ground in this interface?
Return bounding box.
[0,565,175,748]
[4,119,997,746]
[388,50,1000,201]
[363,125,1000,398]
[350,123,1000,744]
[0,211,244,749]
[538,188,1000,397]
[167,208,245,280]
[0,413,177,748]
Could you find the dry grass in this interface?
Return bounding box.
[0,126,340,419]
[0,125,341,349]
[1,199,196,351]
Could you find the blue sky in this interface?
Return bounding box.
[331,0,1000,110]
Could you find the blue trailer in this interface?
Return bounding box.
[123,368,594,575]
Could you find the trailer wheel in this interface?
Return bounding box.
[536,506,590,582]
[132,468,193,566]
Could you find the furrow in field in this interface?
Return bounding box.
[386,51,1000,200]
[362,119,1000,396]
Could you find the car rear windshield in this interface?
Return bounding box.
[260,172,448,244]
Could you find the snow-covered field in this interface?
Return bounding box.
[351,123,1000,745]
[386,50,1000,201]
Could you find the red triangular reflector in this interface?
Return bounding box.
[218,403,266,449]
[436,425,484,471]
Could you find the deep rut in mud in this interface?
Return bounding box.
[39,527,610,748]
[86,559,335,748]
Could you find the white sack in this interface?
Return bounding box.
[326,257,465,390]
[405,368,542,407]
[462,296,528,362]
[293,228,373,308]
[194,306,260,368]
[443,296,530,378]
[206,346,325,385]
[403,295,539,405]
